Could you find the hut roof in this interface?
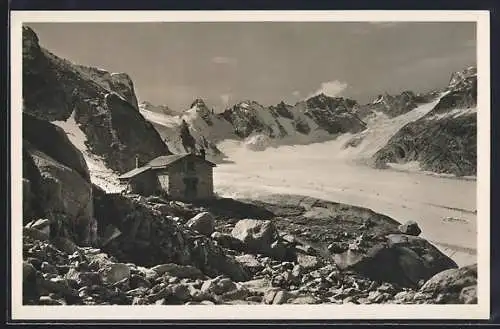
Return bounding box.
[147,153,216,168]
[118,166,151,180]
[118,153,216,180]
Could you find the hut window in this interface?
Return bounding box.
[186,160,195,172]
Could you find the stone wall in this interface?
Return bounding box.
[128,171,160,196]
[167,157,214,200]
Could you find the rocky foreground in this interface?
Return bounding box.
[23,193,477,306]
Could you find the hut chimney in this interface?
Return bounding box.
[200,148,206,160]
[135,154,139,168]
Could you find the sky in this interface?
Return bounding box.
[26,22,476,112]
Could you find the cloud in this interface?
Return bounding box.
[220,93,231,106]
[307,80,348,98]
[211,56,238,65]
[292,90,301,98]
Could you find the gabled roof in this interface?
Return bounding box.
[118,153,215,180]
[118,166,151,180]
[147,154,190,168]
[147,153,216,168]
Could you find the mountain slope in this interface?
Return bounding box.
[22,26,170,177]
[139,101,179,116]
[356,90,439,119]
[140,99,228,162]
[373,67,477,176]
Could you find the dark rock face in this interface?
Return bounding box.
[359,91,437,119]
[431,67,477,115]
[22,26,170,173]
[179,119,197,153]
[293,117,311,135]
[23,113,90,182]
[219,95,366,140]
[334,234,458,288]
[303,94,366,134]
[221,102,272,138]
[23,114,95,245]
[373,66,477,176]
[74,65,140,111]
[269,101,294,120]
[190,99,214,126]
[374,113,476,176]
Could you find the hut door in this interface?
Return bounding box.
[183,177,198,199]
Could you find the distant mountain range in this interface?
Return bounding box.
[22,25,477,179]
[140,67,476,176]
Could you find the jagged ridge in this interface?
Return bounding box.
[373,67,477,176]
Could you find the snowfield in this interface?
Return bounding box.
[214,98,477,267]
[214,140,476,267]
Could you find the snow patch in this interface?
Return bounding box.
[387,161,422,172]
[334,97,442,160]
[52,111,126,193]
[243,134,272,151]
[426,107,477,121]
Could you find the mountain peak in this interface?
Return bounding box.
[22,26,41,59]
[306,93,357,111]
[190,98,208,110]
[448,66,477,90]
[139,101,176,116]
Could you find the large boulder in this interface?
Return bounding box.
[99,263,131,285]
[398,220,422,236]
[419,264,477,304]
[334,234,458,288]
[211,232,245,251]
[231,219,281,256]
[186,212,215,236]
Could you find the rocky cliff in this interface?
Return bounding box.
[22,26,170,173]
[373,67,477,176]
[23,113,95,245]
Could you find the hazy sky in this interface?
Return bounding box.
[27,22,476,112]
